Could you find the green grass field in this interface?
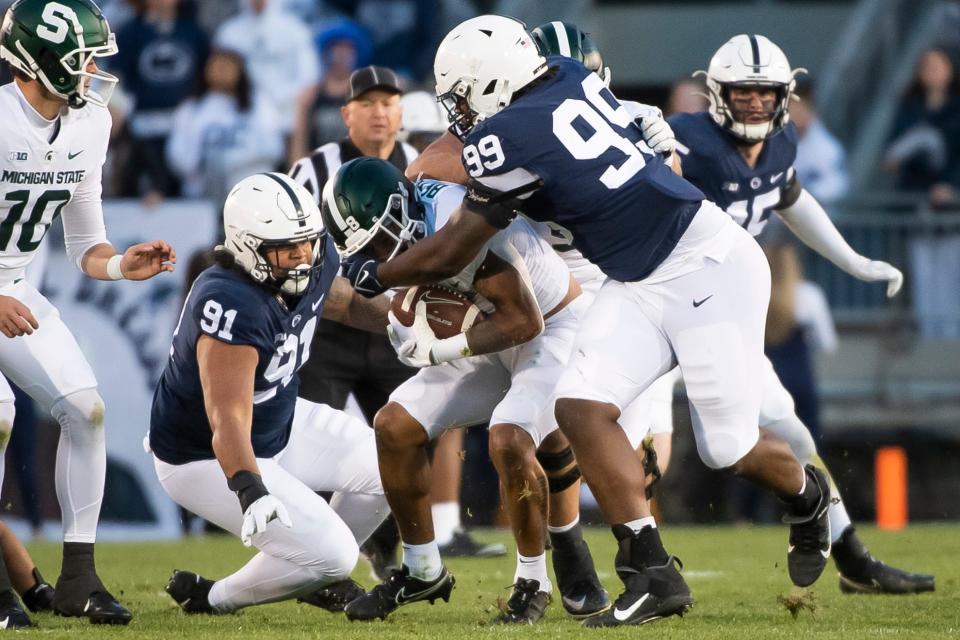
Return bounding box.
[21,524,960,638]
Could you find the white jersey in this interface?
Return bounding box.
[527,219,606,293]
[416,179,570,314]
[0,82,110,285]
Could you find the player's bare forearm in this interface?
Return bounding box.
[467,253,543,355]
[82,240,176,281]
[405,131,468,183]
[197,336,260,478]
[323,277,389,333]
[377,206,499,287]
[80,243,120,280]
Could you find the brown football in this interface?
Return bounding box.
[391,285,483,339]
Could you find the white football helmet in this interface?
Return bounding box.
[400,91,448,137]
[697,34,806,142]
[434,15,547,137]
[220,173,327,295]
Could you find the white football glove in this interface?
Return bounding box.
[849,257,904,298]
[632,105,676,156]
[389,301,438,368]
[240,495,293,547]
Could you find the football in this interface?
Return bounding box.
[391,284,483,339]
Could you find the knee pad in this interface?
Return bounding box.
[764,415,817,465]
[696,427,756,470]
[0,401,14,449]
[536,447,582,493]
[51,389,105,430]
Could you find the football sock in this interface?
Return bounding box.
[402,541,442,581]
[208,553,336,612]
[515,552,552,593]
[828,498,854,544]
[432,502,460,547]
[548,515,583,552]
[612,523,669,568]
[623,516,657,534]
[51,391,106,544]
[329,491,391,545]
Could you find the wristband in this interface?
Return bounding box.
[106,254,125,281]
[227,470,269,513]
[430,332,472,364]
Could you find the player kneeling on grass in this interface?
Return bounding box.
[149,173,394,614]
[322,158,609,624]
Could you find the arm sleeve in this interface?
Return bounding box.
[63,146,110,271]
[774,188,863,273]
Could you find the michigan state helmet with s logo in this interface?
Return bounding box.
[531,20,610,87]
[0,0,118,108]
[321,157,425,261]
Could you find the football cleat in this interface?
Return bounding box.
[297,578,366,612]
[343,565,454,621]
[783,465,832,587]
[551,537,609,618]
[54,574,132,625]
[582,556,692,628]
[834,527,935,594]
[492,578,550,625]
[438,530,507,558]
[165,570,217,614]
[0,590,31,629]
[22,568,55,613]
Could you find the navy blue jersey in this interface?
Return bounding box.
[463,56,704,282]
[150,236,338,465]
[670,111,800,236]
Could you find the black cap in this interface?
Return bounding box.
[347,66,403,102]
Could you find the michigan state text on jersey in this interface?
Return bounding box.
[0,0,176,625]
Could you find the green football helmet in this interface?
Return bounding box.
[0,0,118,108]
[320,157,425,260]
[531,21,610,87]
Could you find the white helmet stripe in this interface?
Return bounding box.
[551,21,571,57]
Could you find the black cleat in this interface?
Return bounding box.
[784,465,832,587]
[437,529,506,558]
[344,565,454,621]
[552,538,609,618]
[165,570,217,614]
[834,527,935,594]
[492,578,550,625]
[22,568,55,613]
[298,578,365,612]
[54,574,132,625]
[582,556,692,628]
[0,590,32,629]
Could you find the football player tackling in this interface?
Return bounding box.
[346,15,840,627]
[323,158,608,624]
